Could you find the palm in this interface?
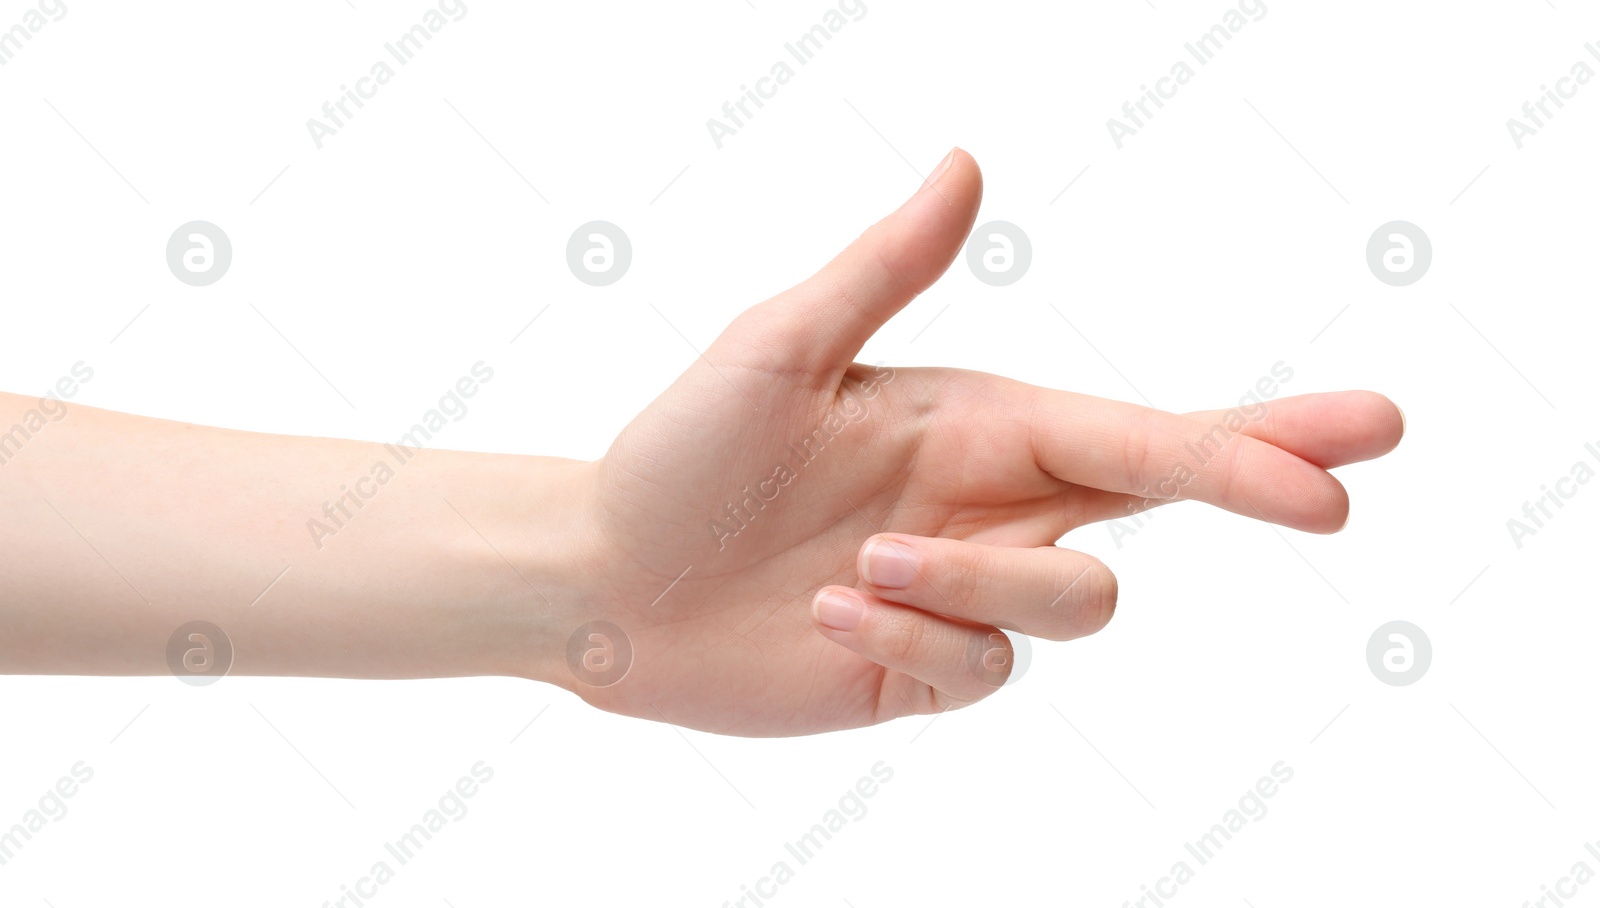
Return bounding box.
[566,150,1402,737]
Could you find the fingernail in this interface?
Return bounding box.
[813,590,864,631]
[1397,406,1407,435]
[861,537,918,589]
[921,148,955,194]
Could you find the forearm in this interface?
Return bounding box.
[0,392,593,683]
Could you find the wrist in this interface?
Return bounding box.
[450,454,603,686]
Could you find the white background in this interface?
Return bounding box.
[3,1,1598,905]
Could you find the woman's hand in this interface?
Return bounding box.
[554,149,1404,736]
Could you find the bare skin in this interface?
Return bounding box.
[0,149,1402,737]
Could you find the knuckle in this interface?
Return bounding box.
[1214,445,1244,504]
[1083,561,1119,635]
[1121,410,1160,492]
[929,682,985,714]
[1047,555,1118,640]
[948,543,989,602]
[877,609,929,664]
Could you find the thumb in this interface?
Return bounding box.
[718,147,983,379]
